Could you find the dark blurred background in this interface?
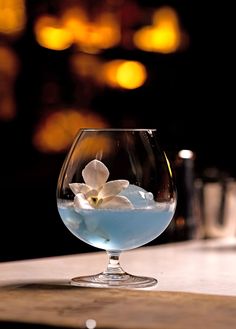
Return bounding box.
[0,0,232,261]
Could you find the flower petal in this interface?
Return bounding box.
[69,183,91,195]
[84,189,98,199]
[74,193,94,210]
[82,159,109,189]
[100,196,133,209]
[99,180,129,198]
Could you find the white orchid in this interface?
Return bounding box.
[69,159,133,210]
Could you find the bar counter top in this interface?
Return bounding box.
[0,238,236,328]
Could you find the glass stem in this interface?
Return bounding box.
[104,251,125,275]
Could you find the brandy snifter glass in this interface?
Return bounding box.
[57,128,176,288]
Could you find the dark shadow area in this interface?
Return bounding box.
[0,281,72,290]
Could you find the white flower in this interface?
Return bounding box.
[69,159,133,210]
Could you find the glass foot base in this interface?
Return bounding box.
[71,272,157,289]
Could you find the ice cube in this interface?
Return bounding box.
[119,184,155,208]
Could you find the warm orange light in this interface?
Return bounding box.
[70,54,102,84]
[96,13,121,49]
[35,16,73,51]
[35,8,120,53]
[0,96,16,120]
[0,0,26,36]
[0,45,19,75]
[103,60,147,89]
[62,7,88,45]
[152,7,178,26]
[116,61,147,89]
[176,216,185,228]
[134,7,181,54]
[63,9,120,54]
[33,109,108,153]
[0,46,19,120]
[103,60,123,88]
[62,7,87,34]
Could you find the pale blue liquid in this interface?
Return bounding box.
[58,201,174,251]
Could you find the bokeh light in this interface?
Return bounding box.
[65,10,121,54]
[103,60,147,89]
[134,6,182,54]
[70,54,102,82]
[34,7,120,53]
[34,16,73,51]
[0,45,19,120]
[33,109,108,153]
[0,0,26,37]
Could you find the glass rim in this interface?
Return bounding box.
[78,128,157,132]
